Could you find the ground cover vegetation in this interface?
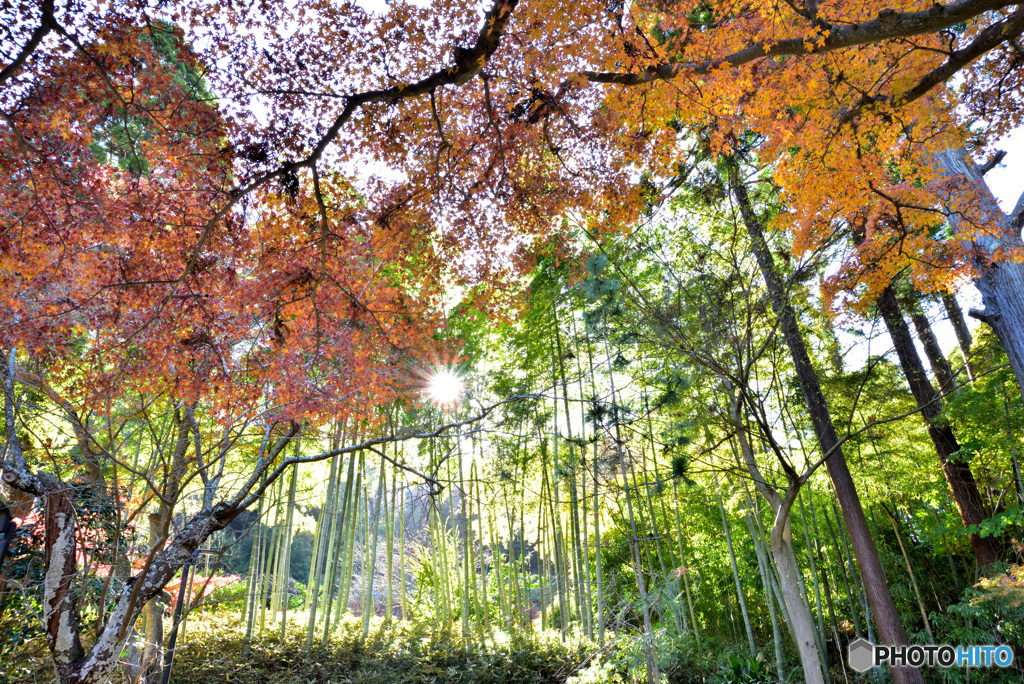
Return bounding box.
[2,1,1024,684]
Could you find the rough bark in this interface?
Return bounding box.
[935,148,1024,398]
[905,295,957,395]
[43,489,85,682]
[727,163,925,684]
[972,259,1024,395]
[876,287,1000,566]
[941,293,976,382]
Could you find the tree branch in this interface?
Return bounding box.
[0,0,54,88]
[582,0,1016,85]
[897,6,1024,106]
[979,150,1007,175]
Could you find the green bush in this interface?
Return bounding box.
[927,564,1024,684]
[709,655,774,684]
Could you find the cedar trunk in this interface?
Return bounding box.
[876,287,1000,566]
[934,148,1024,397]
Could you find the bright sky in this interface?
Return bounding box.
[986,127,1024,215]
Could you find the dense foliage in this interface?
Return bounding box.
[3,1,1024,684]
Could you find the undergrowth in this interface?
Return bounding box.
[172,612,621,684]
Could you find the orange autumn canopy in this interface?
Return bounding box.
[2,0,1020,418]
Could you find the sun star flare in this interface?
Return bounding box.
[427,369,463,405]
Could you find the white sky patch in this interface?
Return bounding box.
[985,127,1024,215]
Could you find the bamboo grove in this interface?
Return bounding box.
[6,157,1021,684]
[4,1,1024,683]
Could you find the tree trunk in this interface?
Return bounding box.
[905,295,956,395]
[741,492,784,683]
[715,473,756,656]
[729,393,823,683]
[798,492,832,682]
[582,329,607,644]
[336,453,362,625]
[973,259,1024,395]
[882,507,935,642]
[770,518,827,684]
[934,148,1024,397]
[44,489,85,683]
[727,162,924,684]
[942,293,976,383]
[363,463,386,636]
[554,314,591,637]
[280,461,298,638]
[876,286,1000,566]
[141,513,167,683]
[243,491,265,653]
[305,453,338,647]
[602,323,659,684]
[399,474,407,620]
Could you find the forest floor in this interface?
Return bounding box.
[171,611,637,684]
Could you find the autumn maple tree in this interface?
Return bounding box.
[2,0,1024,682]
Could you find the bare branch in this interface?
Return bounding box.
[0,0,54,88]
[897,7,1024,105]
[979,150,1007,175]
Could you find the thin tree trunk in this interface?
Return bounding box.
[386,465,396,619]
[672,479,700,644]
[821,499,863,638]
[741,488,785,683]
[457,429,471,639]
[582,329,607,645]
[336,452,363,625]
[715,472,756,656]
[797,491,832,684]
[601,322,659,684]
[243,490,265,655]
[942,293,976,383]
[280,460,299,638]
[305,452,338,647]
[554,315,590,636]
[399,473,408,620]
[547,380,570,635]
[882,506,935,642]
[324,448,356,639]
[876,285,1000,566]
[649,439,686,637]
[728,161,924,684]
[906,294,957,395]
[363,462,386,635]
[808,489,848,669]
